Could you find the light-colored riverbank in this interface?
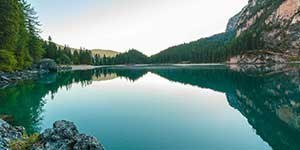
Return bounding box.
[65,62,300,71]
[68,65,103,71]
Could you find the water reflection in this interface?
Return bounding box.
[0,65,300,149]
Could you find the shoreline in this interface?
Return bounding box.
[1,63,299,88]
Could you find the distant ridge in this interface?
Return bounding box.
[56,44,119,58]
[91,49,120,57]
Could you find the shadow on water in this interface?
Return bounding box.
[0,65,300,149]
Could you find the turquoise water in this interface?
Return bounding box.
[1,65,300,150]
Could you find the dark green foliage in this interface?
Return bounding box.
[15,12,31,69]
[0,0,45,71]
[79,50,93,65]
[0,50,17,72]
[114,49,148,64]
[43,37,57,59]
[43,37,93,65]
[22,0,44,62]
[0,0,20,51]
[93,49,149,65]
[72,50,80,65]
[150,32,235,63]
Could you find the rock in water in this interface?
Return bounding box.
[38,58,58,72]
[33,120,104,150]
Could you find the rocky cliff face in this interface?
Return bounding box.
[227,0,300,61]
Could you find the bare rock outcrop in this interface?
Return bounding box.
[227,0,300,58]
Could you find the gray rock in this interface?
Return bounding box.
[43,141,69,150]
[0,119,24,150]
[33,120,104,150]
[53,120,79,139]
[38,59,58,72]
[0,119,105,150]
[1,76,11,82]
[227,50,288,64]
[74,134,104,150]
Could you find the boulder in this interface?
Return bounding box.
[33,120,104,150]
[0,119,24,150]
[38,59,58,72]
[73,134,104,150]
[0,76,11,82]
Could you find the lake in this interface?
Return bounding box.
[1,65,300,150]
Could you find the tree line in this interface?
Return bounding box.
[0,0,149,71]
[95,29,266,65]
[149,29,265,64]
[43,36,93,65]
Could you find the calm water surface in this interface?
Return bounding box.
[1,65,300,150]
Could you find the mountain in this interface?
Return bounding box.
[227,0,300,63]
[56,44,119,58]
[91,49,119,58]
[150,32,235,63]
[151,0,300,64]
[114,49,149,64]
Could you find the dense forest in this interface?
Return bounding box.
[150,28,265,64]
[43,36,93,65]
[150,32,235,63]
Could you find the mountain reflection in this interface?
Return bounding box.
[0,65,300,149]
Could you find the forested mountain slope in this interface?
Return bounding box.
[150,32,235,63]
[227,0,300,63]
[151,0,300,64]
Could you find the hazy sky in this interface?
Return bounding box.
[28,0,247,55]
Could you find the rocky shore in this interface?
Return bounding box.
[227,50,290,64]
[0,119,104,150]
[0,70,42,88]
[0,59,72,89]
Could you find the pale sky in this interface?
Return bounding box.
[28,0,247,55]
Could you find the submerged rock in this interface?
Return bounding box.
[33,120,104,150]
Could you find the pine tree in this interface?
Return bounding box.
[44,36,57,59]
[22,0,44,62]
[0,0,20,51]
[15,0,32,69]
[0,0,22,71]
